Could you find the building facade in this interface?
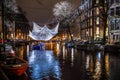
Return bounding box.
[0,5,2,39]
[0,3,4,40]
[0,1,31,41]
[78,0,108,41]
[108,0,120,44]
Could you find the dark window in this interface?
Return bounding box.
[116,20,120,30]
[110,20,114,30]
[116,35,118,39]
[116,7,120,16]
[89,0,92,7]
[116,0,120,3]
[111,0,114,4]
[111,8,114,16]
[110,0,114,6]
[99,0,104,4]
[113,35,115,40]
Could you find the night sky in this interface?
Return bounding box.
[16,0,82,25]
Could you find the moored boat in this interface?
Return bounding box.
[0,55,28,76]
[32,43,45,50]
[65,41,75,48]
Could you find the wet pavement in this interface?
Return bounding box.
[7,44,120,80]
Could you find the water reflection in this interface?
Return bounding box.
[28,50,61,80]
[14,43,120,80]
[62,46,66,60]
[93,52,101,80]
[59,47,112,80]
[86,55,90,70]
[71,48,74,67]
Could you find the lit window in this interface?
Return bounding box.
[90,28,92,36]
[96,17,99,25]
[96,0,99,3]
[91,11,92,16]
[96,27,99,36]
[104,0,107,3]
[90,18,92,26]
[96,8,99,14]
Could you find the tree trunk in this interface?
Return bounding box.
[67,23,74,42]
[1,3,4,39]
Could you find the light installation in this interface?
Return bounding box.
[29,22,59,41]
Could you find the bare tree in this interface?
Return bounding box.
[53,1,74,41]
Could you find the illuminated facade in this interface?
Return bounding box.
[14,14,30,41]
[108,0,120,43]
[78,0,108,41]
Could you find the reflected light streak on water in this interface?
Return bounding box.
[105,53,110,77]
[93,52,101,80]
[28,50,61,80]
[50,41,53,50]
[97,52,101,61]
[89,54,94,73]
[71,48,74,66]
[19,46,25,58]
[27,45,30,56]
[62,46,66,60]
[28,50,35,65]
[55,43,61,57]
[86,55,90,70]
[93,60,101,79]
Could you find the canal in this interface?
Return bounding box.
[8,42,120,80]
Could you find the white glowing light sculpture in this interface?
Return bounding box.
[29,22,59,41]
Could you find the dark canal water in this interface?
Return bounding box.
[8,43,120,80]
